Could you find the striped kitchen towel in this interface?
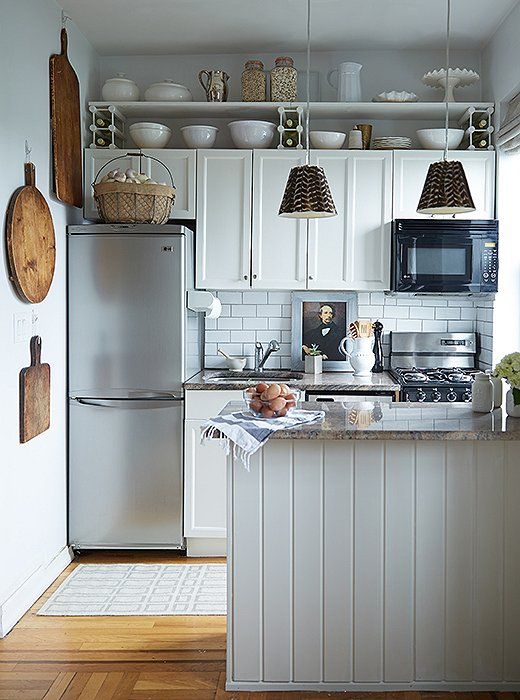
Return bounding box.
[201,409,325,469]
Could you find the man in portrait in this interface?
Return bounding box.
[303,303,344,361]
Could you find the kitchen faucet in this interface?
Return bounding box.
[254,340,280,372]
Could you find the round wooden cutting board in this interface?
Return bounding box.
[6,162,56,303]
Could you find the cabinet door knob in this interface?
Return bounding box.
[309,275,314,280]
[243,274,248,280]
[253,274,258,279]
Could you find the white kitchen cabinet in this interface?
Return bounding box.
[83,148,196,221]
[184,390,242,555]
[393,150,495,220]
[308,151,392,291]
[252,150,308,290]
[144,149,196,219]
[196,150,252,290]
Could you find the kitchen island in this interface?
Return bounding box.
[223,401,520,692]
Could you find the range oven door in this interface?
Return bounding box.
[394,233,481,293]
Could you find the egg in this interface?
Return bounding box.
[136,174,149,183]
[114,173,126,182]
[255,382,269,394]
[125,168,137,178]
[264,384,282,401]
[246,387,256,395]
[261,406,275,418]
[269,397,287,413]
[279,384,290,396]
[250,399,263,414]
[277,407,288,417]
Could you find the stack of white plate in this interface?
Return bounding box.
[372,136,412,150]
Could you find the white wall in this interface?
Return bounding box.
[481,2,520,367]
[0,0,98,636]
[99,48,481,148]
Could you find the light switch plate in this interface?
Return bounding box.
[13,312,31,344]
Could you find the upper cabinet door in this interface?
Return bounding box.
[393,150,495,220]
[196,150,252,290]
[252,150,308,290]
[142,149,196,219]
[308,151,392,291]
[84,149,141,221]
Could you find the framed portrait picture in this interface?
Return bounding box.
[291,292,358,371]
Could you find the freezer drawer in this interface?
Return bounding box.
[69,395,184,548]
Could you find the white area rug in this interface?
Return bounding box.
[38,563,227,616]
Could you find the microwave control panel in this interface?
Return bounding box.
[482,242,498,284]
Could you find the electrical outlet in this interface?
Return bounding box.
[13,312,31,344]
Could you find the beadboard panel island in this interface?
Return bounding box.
[224,402,520,692]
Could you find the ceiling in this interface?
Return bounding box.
[58,0,518,56]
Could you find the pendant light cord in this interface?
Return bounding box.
[443,0,451,161]
[305,0,311,164]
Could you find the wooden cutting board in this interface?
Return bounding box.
[6,162,56,303]
[19,336,51,443]
[50,27,82,208]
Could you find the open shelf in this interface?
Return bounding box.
[88,101,495,122]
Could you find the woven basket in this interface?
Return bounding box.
[93,181,176,224]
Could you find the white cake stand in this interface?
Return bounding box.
[422,68,480,102]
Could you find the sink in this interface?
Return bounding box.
[206,370,304,384]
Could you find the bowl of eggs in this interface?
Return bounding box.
[244,383,301,419]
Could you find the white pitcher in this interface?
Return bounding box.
[327,62,362,102]
[339,336,375,377]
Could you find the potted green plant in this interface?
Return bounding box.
[302,344,327,374]
[494,352,520,417]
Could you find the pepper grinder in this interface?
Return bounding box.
[372,320,384,373]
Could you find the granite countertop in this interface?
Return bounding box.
[185,369,400,392]
[218,401,520,441]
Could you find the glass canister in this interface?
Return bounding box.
[270,57,298,101]
[241,60,267,102]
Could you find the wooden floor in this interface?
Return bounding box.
[0,551,518,699]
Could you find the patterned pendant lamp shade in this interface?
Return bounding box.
[279,165,337,218]
[417,160,475,215]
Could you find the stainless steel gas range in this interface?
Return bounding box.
[389,332,478,403]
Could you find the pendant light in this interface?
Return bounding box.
[279,0,337,218]
[417,0,475,215]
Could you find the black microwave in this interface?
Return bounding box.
[392,219,499,293]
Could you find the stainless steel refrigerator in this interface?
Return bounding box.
[67,224,202,549]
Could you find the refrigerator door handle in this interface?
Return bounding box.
[72,397,183,409]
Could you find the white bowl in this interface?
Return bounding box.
[144,80,192,102]
[228,120,276,149]
[129,122,172,148]
[310,130,346,149]
[225,356,247,371]
[181,125,218,149]
[416,128,464,150]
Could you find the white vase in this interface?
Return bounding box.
[506,389,520,417]
[305,355,323,375]
[471,372,493,413]
[339,336,375,377]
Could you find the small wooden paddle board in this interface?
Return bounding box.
[19,336,51,443]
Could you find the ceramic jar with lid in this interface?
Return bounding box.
[471,372,494,413]
[270,57,297,102]
[241,60,267,102]
[101,73,140,101]
[144,80,192,102]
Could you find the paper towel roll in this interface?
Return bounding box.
[206,296,222,319]
[186,291,222,319]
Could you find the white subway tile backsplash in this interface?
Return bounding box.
[243,291,268,304]
[204,292,493,370]
[230,330,256,343]
[243,317,268,330]
[206,330,231,343]
[383,306,409,319]
[232,304,256,317]
[257,304,281,317]
[268,317,291,331]
[218,291,242,304]
[268,292,292,304]
[435,307,461,320]
[409,307,435,320]
[218,317,243,330]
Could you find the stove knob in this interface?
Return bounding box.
[431,389,442,402]
[446,389,458,402]
[417,389,427,402]
[404,391,411,402]
[462,391,472,403]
